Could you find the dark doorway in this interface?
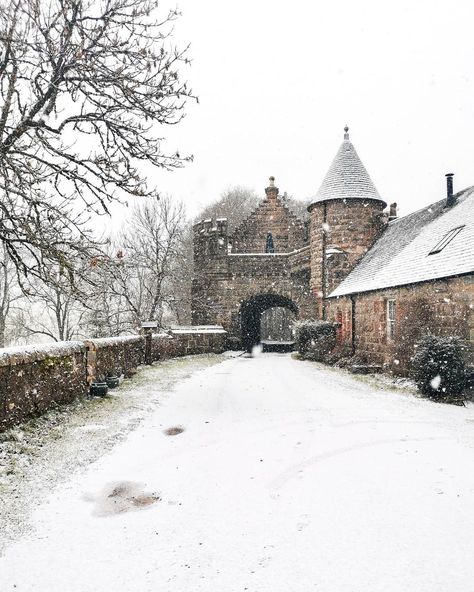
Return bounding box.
[240,294,298,352]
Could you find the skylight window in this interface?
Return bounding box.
[428,225,465,255]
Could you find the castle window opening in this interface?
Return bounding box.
[265,232,275,253]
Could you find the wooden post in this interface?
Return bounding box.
[141,321,158,366]
[144,328,152,365]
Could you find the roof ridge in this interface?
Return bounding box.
[389,185,474,225]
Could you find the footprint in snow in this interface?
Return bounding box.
[84,481,161,517]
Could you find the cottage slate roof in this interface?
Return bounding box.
[329,186,474,297]
[311,131,385,207]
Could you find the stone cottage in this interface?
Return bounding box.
[192,127,474,369]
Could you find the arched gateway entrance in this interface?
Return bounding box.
[240,294,298,352]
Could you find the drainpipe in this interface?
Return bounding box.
[322,203,328,320]
[350,295,356,355]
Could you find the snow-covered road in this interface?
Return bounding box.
[1,353,474,592]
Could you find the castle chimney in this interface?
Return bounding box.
[445,173,455,207]
[265,176,279,199]
[388,202,398,221]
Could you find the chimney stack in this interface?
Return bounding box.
[446,173,455,207]
[388,202,398,221]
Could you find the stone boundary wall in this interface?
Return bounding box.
[0,342,88,430]
[85,336,145,383]
[0,328,227,430]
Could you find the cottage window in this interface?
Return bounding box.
[428,225,464,255]
[386,299,396,340]
[336,310,343,345]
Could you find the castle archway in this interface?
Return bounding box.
[240,293,298,352]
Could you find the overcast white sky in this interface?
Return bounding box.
[143,0,474,220]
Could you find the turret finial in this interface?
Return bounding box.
[344,125,349,140]
[265,176,279,198]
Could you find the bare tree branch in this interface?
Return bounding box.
[0,0,194,283]
[86,195,186,334]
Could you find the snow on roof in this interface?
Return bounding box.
[329,186,474,297]
[310,130,385,207]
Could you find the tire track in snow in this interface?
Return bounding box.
[269,436,450,490]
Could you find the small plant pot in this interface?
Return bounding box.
[90,382,109,397]
[105,376,120,389]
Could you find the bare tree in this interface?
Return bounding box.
[89,196,186,334]
[85,257,129,337]
[0,0,194,282]
[0,241,22,346]
[196,186,261,233]
[19,263,89,342]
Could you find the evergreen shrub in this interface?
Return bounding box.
[294,320,337,361]
[411,335,466,400]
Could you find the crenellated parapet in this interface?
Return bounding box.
[193,217,229,268]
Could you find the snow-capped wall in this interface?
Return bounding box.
[0,342,88,429]
[0,327,227,430]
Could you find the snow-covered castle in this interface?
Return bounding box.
[192,128,474,371]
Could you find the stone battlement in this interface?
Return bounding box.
[193,217,228,236]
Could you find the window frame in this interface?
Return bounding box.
[386,299,396,341]
[428,225,465,255]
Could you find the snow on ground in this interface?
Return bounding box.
[0,354,225,552]
[1,353,474,591]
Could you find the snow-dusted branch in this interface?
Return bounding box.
[0,0,194,281]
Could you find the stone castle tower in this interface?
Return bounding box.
[192,128,388,347]
[308,126,387,316]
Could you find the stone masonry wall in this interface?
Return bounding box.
[0,342,88,430]
[327,275,474,373]
[0,329,227,430]
[231,188,307,254]
[85,336,145,382]
[192,251,314,344]
[192,185,314,343]
[309,199,386,316]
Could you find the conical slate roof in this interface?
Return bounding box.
[312,128,386,207]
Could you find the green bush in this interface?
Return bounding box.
[411,335,466,400]
[294,320,336,361]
